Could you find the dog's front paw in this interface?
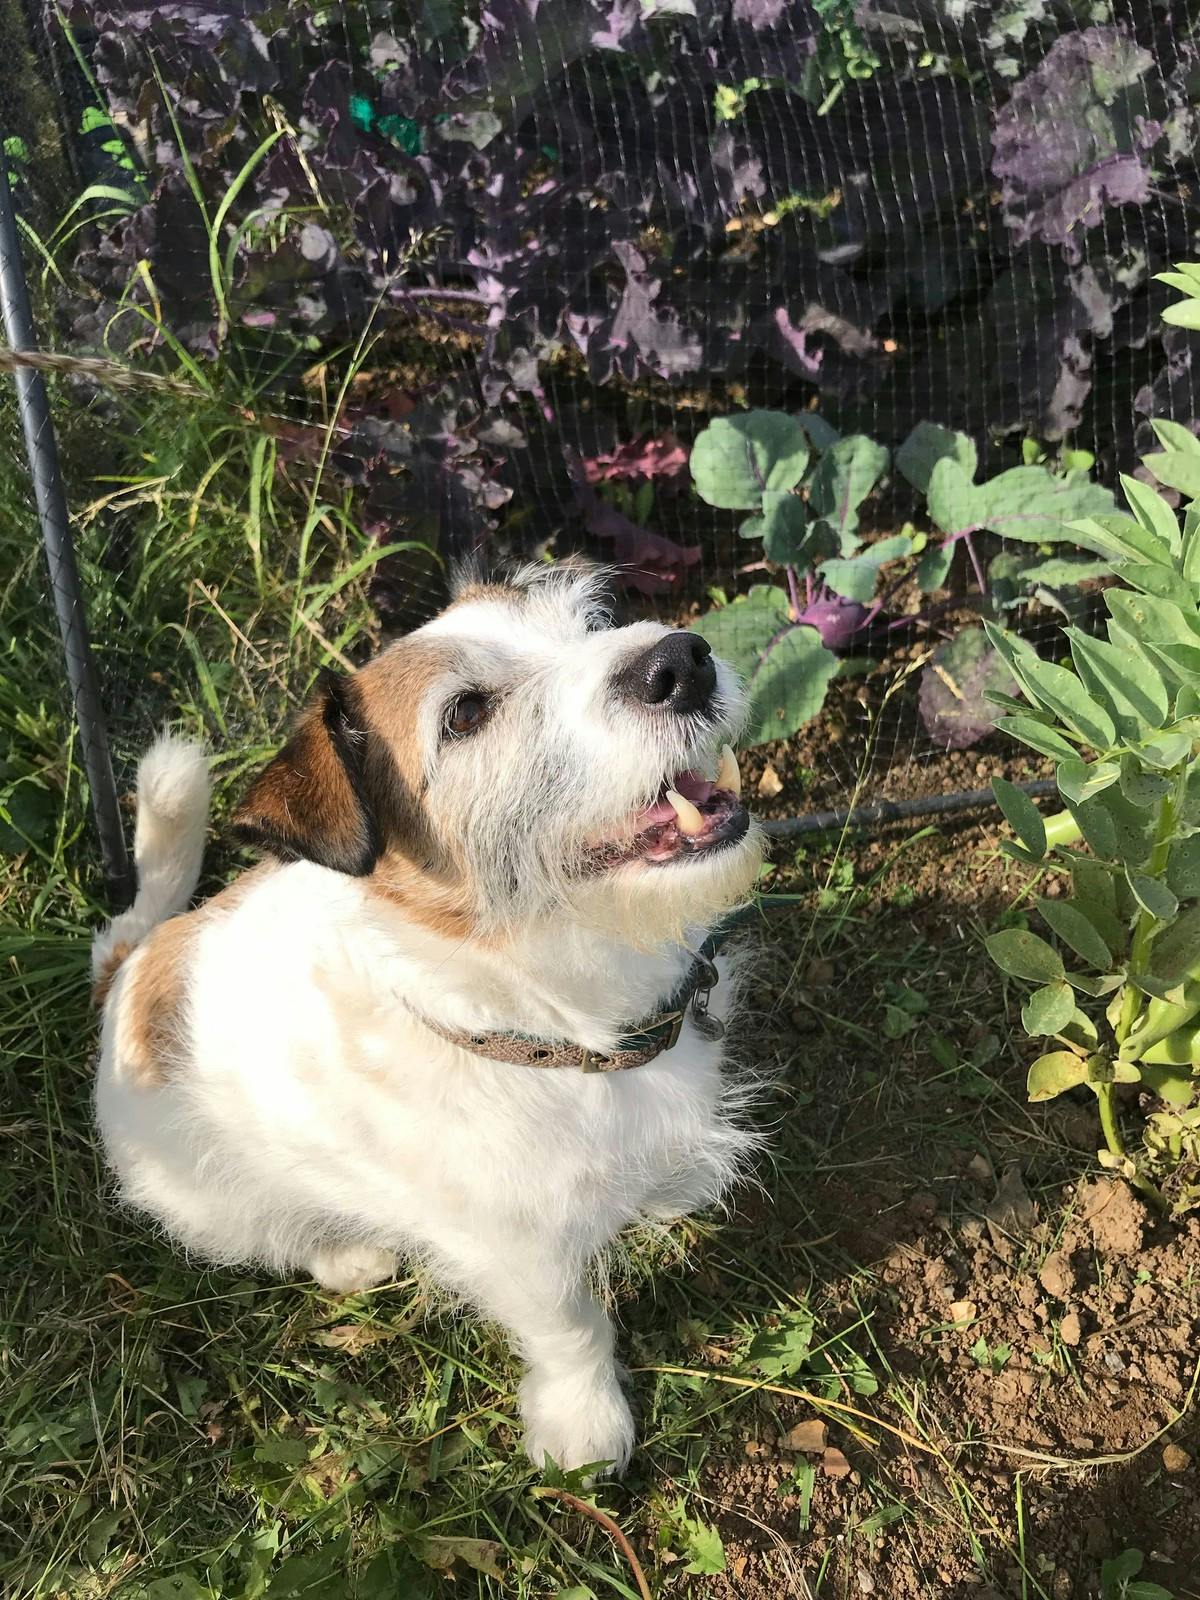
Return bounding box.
[521,1363,635,1478]
[306,1243,396,1295]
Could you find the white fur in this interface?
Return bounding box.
[91,735,211,980]
[93,569,764,1475]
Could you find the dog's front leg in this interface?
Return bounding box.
[445,1238,634,1475]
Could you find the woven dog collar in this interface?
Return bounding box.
[409,945,723,1073]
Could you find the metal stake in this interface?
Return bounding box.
[0,153,131,907]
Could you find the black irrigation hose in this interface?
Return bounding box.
[762,778,1059,839]
[0,155,132,908]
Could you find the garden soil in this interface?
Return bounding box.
[649,772,1200,1600]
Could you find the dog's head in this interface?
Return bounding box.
[234,563,763,944]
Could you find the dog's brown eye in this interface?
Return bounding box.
[444,693,490,738]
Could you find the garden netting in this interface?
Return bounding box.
[4,0,1199,876]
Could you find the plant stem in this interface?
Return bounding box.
[1115,783,1180,1051]
[962,531,988,595]
[1096,1081,1168,1210]
[786,564,803,621]
[1096,1082,1126,1160]
[1101,781,1182,1208]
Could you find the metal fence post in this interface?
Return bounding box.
[0,153,132,908]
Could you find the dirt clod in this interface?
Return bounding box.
[782,1419,828,1454]
[1059,1311,1082,1346]
[756,762,783,798]
[1163,1442,1191,1473]
[986,1163,1038,1246]
[1038,1251,1077,1300]
[1078,1178,1147,1256]
[821,1446,852,1479]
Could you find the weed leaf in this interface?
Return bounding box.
[1022,981,1076,1036]
[1028,1050,1089,1101]
[986,929,1065,984]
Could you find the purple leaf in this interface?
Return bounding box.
[918,629,1017,752]
[569,461,700,593]
[992,27,1160,260]
[581,434,688,483]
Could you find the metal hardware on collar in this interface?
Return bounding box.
[688,952,725,1043]
[407,946,723,1072]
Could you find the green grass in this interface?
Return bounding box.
[0,372,1155,1599]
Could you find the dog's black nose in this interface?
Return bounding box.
[618,631,717,714]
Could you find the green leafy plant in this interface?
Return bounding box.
[1157,261,1200,331]
[984,422,1200,1207]
[688,409,1114,748]
[969,1336,1012,1373]
[1100,1548,1174,1600]
[656,1499,726,1576]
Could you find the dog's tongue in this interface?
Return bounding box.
[637,769,714,827]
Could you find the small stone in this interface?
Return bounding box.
[966,1153,993,1185]
[857,1572,877,1595]
[1163,1442,1191,1473]
[822,1446,852,1479]
[908,1191,938,1223]
[925,1258,952,1289]
[1084,1517,1108,1555]
[757,763,783,799]
[1038,1251,1077,1301]
[949,1299,977,1326]
[782,1419,828,1454]
[986,1163,1038,1245]
[1060,1311,1082,1346]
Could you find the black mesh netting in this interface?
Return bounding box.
[3,0,1198,886]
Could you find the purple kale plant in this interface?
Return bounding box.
[53,1,1200,588]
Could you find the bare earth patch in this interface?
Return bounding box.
[634,814,1200,1600]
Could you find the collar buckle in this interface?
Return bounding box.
[688,953,725,1042]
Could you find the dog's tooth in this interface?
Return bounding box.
[717,744,741,797]
[665,788,706,836]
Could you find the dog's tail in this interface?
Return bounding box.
[91,736,212,1007]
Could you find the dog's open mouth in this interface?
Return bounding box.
[588,745,750,869]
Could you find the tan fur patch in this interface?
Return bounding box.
[92,940,135,1009]
[106,864,274,1085]
[355,639,481,939]
[354,637,452,795]
[232,691,371,873]
[116,914,196,1088]
[445,580,524,613]
[367,849,478,942]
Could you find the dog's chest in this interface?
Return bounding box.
[334,1018,733,1232]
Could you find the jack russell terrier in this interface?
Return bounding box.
[92,561,764,1473]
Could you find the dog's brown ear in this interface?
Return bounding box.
[233,673,380,875]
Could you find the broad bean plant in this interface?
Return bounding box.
[986,385,1200,1208]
